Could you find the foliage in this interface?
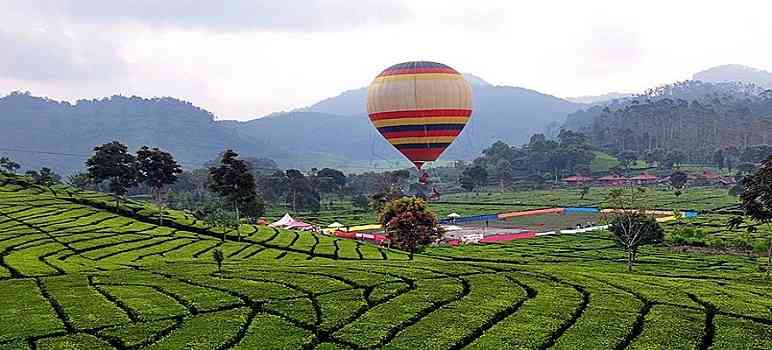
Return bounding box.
[460,165,488,191]
[25,167,61,186]
[670,171,688,190]
[0,156,20,174]
[739,154,772,275]
[85,141,140,206]
[209,149,261,238]
[136,146,183,225]
[618,149,638,169]
[605,187,664,271]
[65,172,93,189]
[315,168,347,194]
[351,194,369,211]
[567,81,772,163]
[579,186,590,200]
[285,169,321,212]
[471,131,596,186]
[379,197,443,256]
[202,203,237,241]
[212,249,224,274]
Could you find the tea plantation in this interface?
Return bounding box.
[0,176,770,349]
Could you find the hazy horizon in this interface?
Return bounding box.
[2,0,771,120]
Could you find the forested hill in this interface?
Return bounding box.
[563,81,772,163]
[0,92,273,174]
[0,83,584,174]
[231,84,586,162]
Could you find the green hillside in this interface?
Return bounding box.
[0,175,770,349]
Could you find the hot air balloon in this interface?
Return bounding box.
[366,61,473,177]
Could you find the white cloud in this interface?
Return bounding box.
[1,0,771,119]
[48,0,410,32]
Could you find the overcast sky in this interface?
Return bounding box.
[1,0,771,120]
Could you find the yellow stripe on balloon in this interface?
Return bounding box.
[372,117,470,128]
[372,73,464,84]
[387,136,457,145]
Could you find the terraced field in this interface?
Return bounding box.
[1,176,770,349]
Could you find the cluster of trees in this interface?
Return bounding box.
[459,129,596,191]
[80,142,263,240]
[566,81,772,165]
[82,142,183,223]
[0,157,20,174]
[737,154,772,276]
[0,157,63,186]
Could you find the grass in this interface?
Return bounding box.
[0,172,770,349]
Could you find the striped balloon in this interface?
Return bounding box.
[367,61,472,169]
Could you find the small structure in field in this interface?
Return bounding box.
[629,172,658,185]
[562,175,592,186]
[597,175,626,186]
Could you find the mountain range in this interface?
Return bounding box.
[1,64,770,174]
[0,75,584,173]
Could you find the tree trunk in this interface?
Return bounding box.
[157,190,164,227]
[627,249,634,272]
[235,204,241,242]
[767,236,771,278]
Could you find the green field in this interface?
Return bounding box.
[273,186,739,228]
[1,175,770,349]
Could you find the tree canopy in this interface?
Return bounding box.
[379,197,443,257]
[85,141,140,205]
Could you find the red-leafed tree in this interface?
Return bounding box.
[379,197,444,258]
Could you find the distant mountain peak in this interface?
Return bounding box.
[694,64,772,88]
[462,73,492,86]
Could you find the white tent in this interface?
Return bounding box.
[269,213,295,228]
[327,222,345,229]
[447,213,461,218]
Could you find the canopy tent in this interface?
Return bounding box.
[286,221,315,231]
[446,213,461,219]
[269,213,295,227]
[327,222,345,229]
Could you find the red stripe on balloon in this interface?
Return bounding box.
[398,147,447,162]
[382,130,462,139]
[379,67,459,76]
[369,109,472,121]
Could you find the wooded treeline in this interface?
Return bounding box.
[565,81,772,163]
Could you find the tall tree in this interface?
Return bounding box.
[315,168,347,195]
[739,155,772,277]
[0,157,20,174]
[605,187,665,271]
[85,141,140,208]
[494,159,513,192]
[351,194,369,211]
[461,165,488,191]
[379,197,444,258]
[208,149,258,241]
[670,171,688,190]
[286,169,321,212]
[136,146,183,225]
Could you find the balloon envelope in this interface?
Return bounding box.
[366,61,472,169]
